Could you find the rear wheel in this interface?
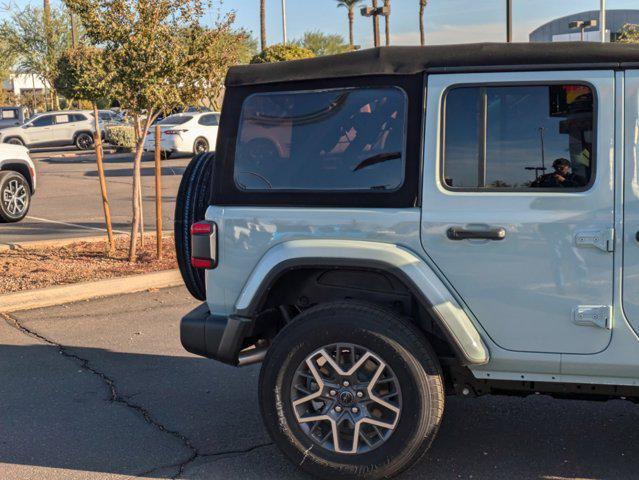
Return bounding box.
[259,301,444,480]
[174,152,215,300]
[75,132,94,150]
[5,138,24,146]
[193,137,209,155]
[0,170,31,222]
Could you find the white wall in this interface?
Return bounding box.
[2,73,49,96]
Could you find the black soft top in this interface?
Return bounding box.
[226,42,639,87]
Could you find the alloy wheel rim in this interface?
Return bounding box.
[290,343,402,455]
[2,178,28,217]
[78,134,92,149]
[195,140,207,153]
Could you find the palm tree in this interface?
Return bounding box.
[419,0,427,46]
[260,0,267,51]
[383,0,391,46]
[336,0,361,48]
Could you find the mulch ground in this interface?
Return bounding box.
[1,235,178,294]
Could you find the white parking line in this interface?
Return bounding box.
[26,216,129,234]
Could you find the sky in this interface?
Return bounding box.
[3,0,639,47]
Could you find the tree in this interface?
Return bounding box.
[383,0,390,46]
[618,23,639,43]
[251,44,315,63]
[335,0,361,48]
[419,0,428,46]
[66,0,248,261]
[294,31,351,56]
[260,0,267,51]
[55,45,115,252]
[0,4,73,109]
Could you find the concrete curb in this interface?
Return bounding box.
[0,269,183,313]
[0,231,174,252]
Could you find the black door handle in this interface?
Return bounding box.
[447,226,506,241]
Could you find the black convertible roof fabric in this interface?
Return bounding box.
[226,42,639,86]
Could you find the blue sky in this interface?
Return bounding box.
[3,0,639,46]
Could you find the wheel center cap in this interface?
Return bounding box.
[339,390,354,405]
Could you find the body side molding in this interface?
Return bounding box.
[233,239,489,366]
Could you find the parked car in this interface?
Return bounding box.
[97,109,125,127]
[0,106,28,130]
[173,42,639,479]
[0,142,35,222]
[0,110,96,150]
[144,112,219,157]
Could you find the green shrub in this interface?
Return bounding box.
[250,44,315,64]
[105,125,136,151]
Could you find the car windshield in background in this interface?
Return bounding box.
[159,115,192,125]
[234,87,407,191]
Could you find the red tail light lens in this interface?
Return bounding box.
[190,221,217,270]
[191,222,212,235]
[191,257,212,269]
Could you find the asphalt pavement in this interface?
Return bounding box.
[0,147,188,246]
[1,286,638,479]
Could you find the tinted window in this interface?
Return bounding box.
[234,87,407,191]
[31,115,54,127]
[443,84,594,190]
[198,114,219,126]
[70,114,87,122]
[159,115,192,125]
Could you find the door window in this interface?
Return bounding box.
[1,109,17,120]
[54,114,71,124]
[30,115,54,127]
[443,84,594,190]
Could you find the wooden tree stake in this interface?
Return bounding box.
[92,103,115,253]
[154,124,163,259]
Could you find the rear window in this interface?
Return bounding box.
[234,87,407,191]
[1,109,17,119]
[160,115,192,125]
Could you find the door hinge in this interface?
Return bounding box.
[575,228,614,252]
[573,305,612,330]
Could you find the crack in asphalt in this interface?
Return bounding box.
[2,313,273,479]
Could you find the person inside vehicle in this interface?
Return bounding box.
[531,158,586,188]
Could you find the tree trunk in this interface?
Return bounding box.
[419,3,426,46]
[384,0,391,46]
[348,9,354,47]
[128,112,156,262]
[260,0,267,51]
[93,103,115,253]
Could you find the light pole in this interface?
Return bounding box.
[281,0,288,44]
[506,0,512,43]
[361,2,390,47]
[569,19,597,41]
[600,0,606,43]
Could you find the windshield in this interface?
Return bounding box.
[159,115,192,125]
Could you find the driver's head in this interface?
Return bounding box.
[553,158,571,175]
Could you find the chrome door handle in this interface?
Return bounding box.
[447,226,506,241]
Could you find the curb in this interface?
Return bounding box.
[0,231,174,252]
[0,270,183,313]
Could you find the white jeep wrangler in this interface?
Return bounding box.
[174,42,639,479]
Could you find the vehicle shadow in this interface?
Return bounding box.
[1,343,637,479]
[84,166,186,177]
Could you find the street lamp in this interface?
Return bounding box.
[361,2,390,47]
[569,19,597,41]
[506,0,512,43]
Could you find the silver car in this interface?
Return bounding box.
[0,110,97,150]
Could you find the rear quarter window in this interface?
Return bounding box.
[234,87,407,191]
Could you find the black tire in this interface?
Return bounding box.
[259,301,444,480]
[193,137,209,155]
[5,137,24,146]
[0,170,31,222]
[174,152,215,300]
[75,132,94,150]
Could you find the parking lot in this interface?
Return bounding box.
[1,286,637,480]
[0,147,187,246]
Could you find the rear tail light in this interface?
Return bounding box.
[190,221,217,269]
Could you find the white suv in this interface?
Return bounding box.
[0,110,97,150]
[144,112,219,157]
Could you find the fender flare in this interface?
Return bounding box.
[233,239,489,366]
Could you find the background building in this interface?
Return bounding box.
[2,73,48,98]
[530,9,639,42]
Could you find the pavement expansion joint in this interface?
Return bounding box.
[2,311,275,479]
